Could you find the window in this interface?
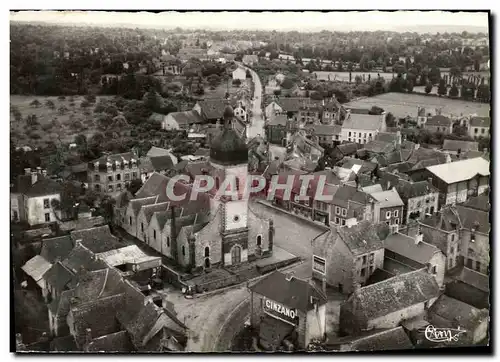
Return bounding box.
[394,210,399,217]
[360,268,366,277]
[182,245,185,256]
[450,246,454,255]
[481,128,485,134]
[44,213,50,222]
[395,218,399,225]
[116,183,122,191]
[363,133,367,138]
[108,185,113,192]
[132,172,138,179]
[313,256,326,274]
[129,217,132,225]
[235,177,240,192]
[341,219,346,226]
[335,206,341,215]
[348,138,351,142]
[369,253,374,263]
[432,266,437,274]
[369,133,372,138]
[107,165,112,172]
[335,217,340,224]
[362,255,367,264]
[43,198,50,209]
[341,208,347,217]
[215,177,220,189]
[476,260,481,271]
[348,132,352,137]
[124,173,130,181]
[205,247,210,257]
[108,175,113,182]
[116,174,121,181]
[13,211,18,221]
[386,211,391,219]
[257,235,262,246]
[451,234,455,242]
[471,233,476,243]
[167,236,170,247]
[141,223,144,232]
[474,128,478,134]
[94,174,100,182]
[353,132,356,137]
[153,230,156,240]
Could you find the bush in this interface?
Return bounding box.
[41,124,53,132]
[58,96,66,101]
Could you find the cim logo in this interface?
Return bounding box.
[264,298,298,325]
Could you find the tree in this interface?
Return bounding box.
[269,51,279,60]
[437,79,447,97]
[26,114,38,126]
[127,179,143,195]
[232,79,242,87]
[449,84,459,98]
[450,66,462,84]
[310,91,323,101]
[58,106,68,115]
[354,75,362,85]
[406,80,414,93]
[273,89,281,96]
[80,100,91,109]
[477,84,491,103]
[143,90,163,112]
[369,106,384,115]
[428,66,441,84]
[207,74,221,88]
[45,100,55,109]
[385,112,397,128]
[425,82,433,94]
[85,94,97,104]
[30,99,41,108]
[246,70,252,78]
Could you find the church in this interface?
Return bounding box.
[115,106,274,272]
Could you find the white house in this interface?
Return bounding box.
[340,111,386,144]
[161,110,204,131]
[265,102,284,120]
[232,68,246,81]
[468,117,490,140]
[23,177,62,226]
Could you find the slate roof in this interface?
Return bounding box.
[167,110,204,126]
[142,202,171,223]
[337,143,359,156]
[443,139,479,153]
[22,255,53,284]
[420,206,461,232]
[146,146,172,158]
[332,185,374,207]
[24,178,62,197]
[275,97,322,113]
[61,242,108,276]
[352,269,440,320]
[343,327,414,352]
[268,114,288,126]
[50,335,78,352]
[70,225,123,254]
[91,152,136,165]
[375,132,399,143]
[249,271,327,312]
[455,205,490,234]
[369,188,404,208]
[363,140,396,154]
[197,99,237,120]
[469,116,490,128]
[48,289,75,317]
[43,261,75,292]
[341,158,377,174]
[426,157,490,184]
[456,267,490,293]
[426,115,452,127]
[313,221,385,257]
[384,233,441,265]
[73,268,125,303]
[311,124,342,136]
[429,295,489,329]
[406,147,449,167]
[39,236,72,264]
[130,197,158,216]
[395,179,438,201]
[462,195,490,212]
[342,113,382,131]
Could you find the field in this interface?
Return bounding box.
[10,95,113,148]
[203,78,252,99]
[344,92,490,119]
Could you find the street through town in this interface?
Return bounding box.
[239,63,265,139]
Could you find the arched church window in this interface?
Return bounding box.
[235,176,240,192]
[257,235,262,246]
[205,246,210,257]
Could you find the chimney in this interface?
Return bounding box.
[396,129,402,146]
[445,153,452,163]
[24,167,31,175]
[414,143,420,150]
[425,262,433,274]
[427,177,433,186]
[42,169,47,177]
[415,232,423,245]
[85,328,92,346]
[36,166,42,174]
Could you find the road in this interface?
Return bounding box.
[238,63,265,139]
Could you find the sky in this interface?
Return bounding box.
[9,11,489,33]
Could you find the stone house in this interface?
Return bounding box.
[383,232,446,288]
[87,152,141,194]
[340,111,386,144]
[309,124,342,148]
[368,188,404,227]
[395,178,440,224]
[311,220,386,294]
[468,116,490,139]
[266,115,288,146]
[424,115,453,134]
[339,269,441,335]
[161,110,204,131]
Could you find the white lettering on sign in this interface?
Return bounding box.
[264,298,297,321]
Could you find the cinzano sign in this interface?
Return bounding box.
[263,298,298,325]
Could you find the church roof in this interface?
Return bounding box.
[210,106,248,166]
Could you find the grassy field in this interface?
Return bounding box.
[204,78,252,99]
[344,92,490,118]
[10,95,113,148]
[314,71,394,82]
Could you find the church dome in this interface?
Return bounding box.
[210,106,248,165]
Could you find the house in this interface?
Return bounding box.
[424,115,453,134]
[14,169,62,226]
[321,99,343,124]
[333,327,414,352]
[442,139,479,157]
[383,232,446,288]
[329,185,376,226]
[445,267,489,309]
[232,68,246,81]
[265,98,321,120]
[312,221,386,294]
[266,115,288,146]
[161,110,204,130]
[424,157,490,206]
[468,117,490,139]
[149,112,167,125]
[87,152,140,194]
[368,188,404,227]
[339,269,440,335]
[427,295,489,345]
[249,271,327,351]
[297,103,322,126]
[242,54,258,66]
[394,178,440,224]
[309,125,342,148]
[287,131,324,162]
[193,98,238,123]
[341,111,386,144]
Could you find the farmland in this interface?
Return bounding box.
[10,95,114,148]
[314,71,394,82]
[344,92,490,119]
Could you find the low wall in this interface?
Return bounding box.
[161,265,188,289]
[256,256,301,274]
